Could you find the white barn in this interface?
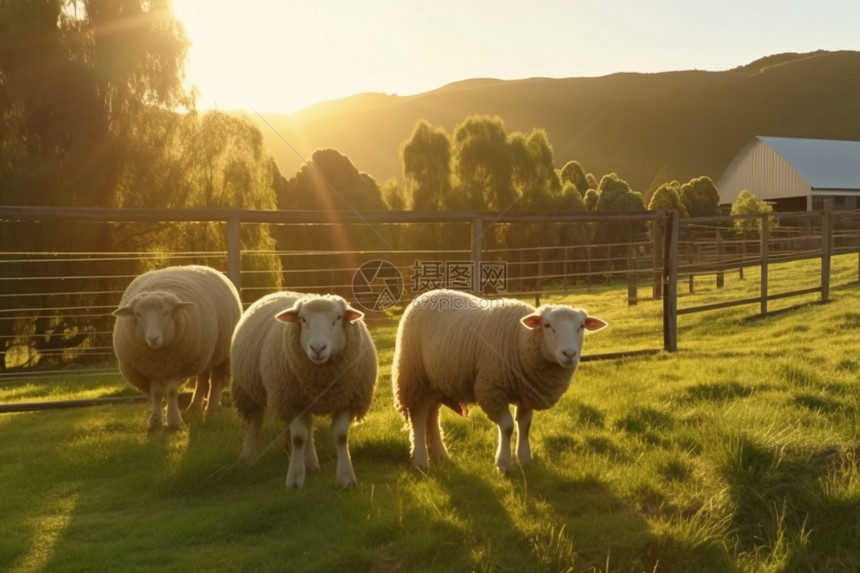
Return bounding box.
[717,136,860,211]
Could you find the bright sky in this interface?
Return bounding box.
[173,0,860,115]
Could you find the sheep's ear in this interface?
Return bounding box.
[520,313,543,329]
[113,306,134,317]
[275,308,301,323]
[172,301,195,314]
[585,316,608,332]
[344,306,364,323]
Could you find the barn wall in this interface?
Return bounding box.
[717,139,810,206]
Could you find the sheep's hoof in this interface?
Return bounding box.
[337,469,358,489]
[286,473,305,489]
[338,479,357,490]
[239,449,258,465]
[165,423,184,433]
[495,460,512,475]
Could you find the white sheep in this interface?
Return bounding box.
[230,291,378,489]
[112,265,242,431]
[392,289,607,474]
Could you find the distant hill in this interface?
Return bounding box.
[241,50,860,195]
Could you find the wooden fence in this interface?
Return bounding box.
[2,204,859,386]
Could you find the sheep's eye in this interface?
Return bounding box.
[300,317,307,324]
[336,315,343,321]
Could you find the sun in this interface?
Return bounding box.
[173,0,348,114]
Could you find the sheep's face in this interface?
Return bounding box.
[276,296,364,365]
[113,293,195,350]
[521,306,607,368]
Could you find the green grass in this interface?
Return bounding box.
[1,256,859,572]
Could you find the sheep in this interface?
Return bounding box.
[230,291,378,489]
[112,265,242,431]
[392,289,607,474]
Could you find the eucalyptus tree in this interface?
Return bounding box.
[648,180,688,216]
[450,115,515,212]
[401,120,452,210]
[558,160,590,197]
[680,175,721,218]
[731,189,777,237]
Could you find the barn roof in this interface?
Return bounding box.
[758,136,860,192]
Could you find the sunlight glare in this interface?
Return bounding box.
[174,0,337,113]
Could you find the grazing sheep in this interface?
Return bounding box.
[230,292,378,489]
[392,289,607,474]
[112,265,242,431]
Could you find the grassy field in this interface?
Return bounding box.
[1,256,859,572]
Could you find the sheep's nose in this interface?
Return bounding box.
[147,335,163,349]
[310,343,327,357]
[562,349,577,360]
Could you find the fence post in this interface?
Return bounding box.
[760,214,769,315]
[562,246,568,290]
[822,199,832,302]
[716,237,724,288]
[663,211,678,352]
[227,215,242,293]
[627,243,638,306]
[471,217,482,294]
[652,217,663,299]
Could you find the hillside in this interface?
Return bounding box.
[243,50,860,195]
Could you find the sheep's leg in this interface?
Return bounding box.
[426,401,449,462]
[332,411,357,488]
[164,378,184,429]
[515,406,533,465]
[286,416,309,489]
[303,413,320,475]
[206,362,229,413]
[409,401,430,468]
[148,382,165,431]
[240,408,264,463]
[493,407,515,475]
[188,370,210,412]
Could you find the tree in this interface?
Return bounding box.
[450,115,515,211]
[279,148,389,253]
[511,129,561,212]
[731,189,777,236]
[0,0,194,372]
[508,129,565,276]
[593,173,647,244]
[280,148,385,212]
[680,175,721,218]
[583,188,599,211]
[0,0,191,208]
[0,2,288,367]
[557,182,592,246]
[648,180,689,216]
[381,178,407,211]
[558,160,590,196]
[400,120,451,210]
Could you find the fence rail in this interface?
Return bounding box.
[2,205,859,391]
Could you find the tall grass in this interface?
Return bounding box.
[1,256,858,572]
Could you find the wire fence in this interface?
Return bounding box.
[2,205,860,395]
